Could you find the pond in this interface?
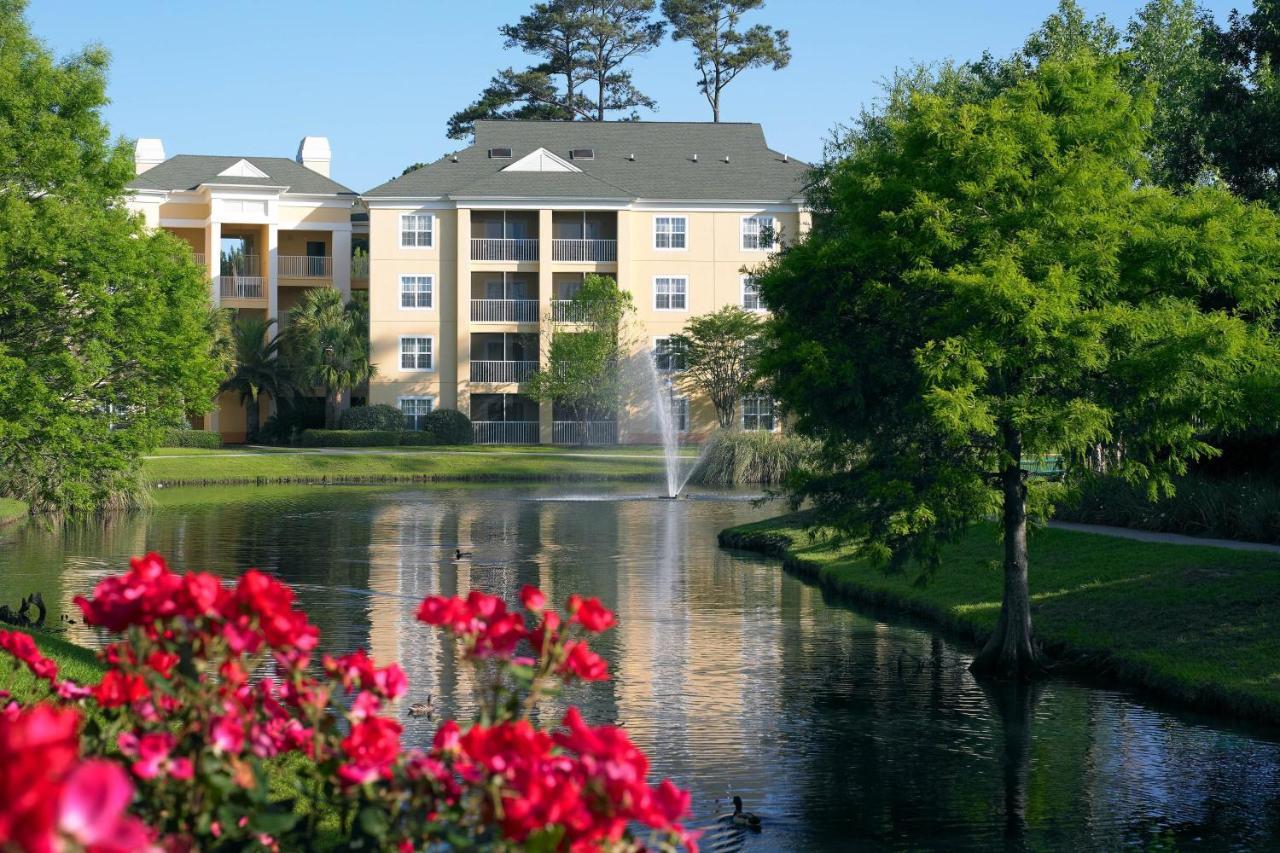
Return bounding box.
[4,483,1280,850]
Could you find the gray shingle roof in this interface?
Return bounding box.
[127,155,357,196]
[363,121,808,201]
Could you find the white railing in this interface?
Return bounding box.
[192,252,206,267]
[473,421,540,445]
[471,238,539,262]
[218,276,264,299]
[471,299,539,323]
[279,255,332,278]
[351,255,369,280]
[552,239,616,262]
[551,300,588,323]
[470,361,538,383]
[553,421,618,446]
[220,254,261,276]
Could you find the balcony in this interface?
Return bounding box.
[473,421,540,445]
[218,276,264,300]
[551,300,589,323]
[471,299,539,323]
[192,252,206,267]
[471,238,538,262]
[470,360,538,383]
[553,421,618,446]
[279,255,332,278]
[551,239,616,263]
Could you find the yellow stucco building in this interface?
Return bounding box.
[126,121,808,444]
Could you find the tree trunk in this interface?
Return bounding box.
[324,390,340,430]
[245,394,260,444]
[970,424,1045,679]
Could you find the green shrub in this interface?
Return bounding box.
[297,430,402,448]
[339,404,405,432]
[687,430,818,487]
[1057,473,1280,544]
[159,429,221,449]
[399,431,440,446]
[422,409,474,445]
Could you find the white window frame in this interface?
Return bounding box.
[652,336,687,371]
[741,215,776,251]
[741,395,777,432]
[741,275,765,312]
[653,215,688,251]
[399,274,434,310]
[399,335,435,372]
[653,276,688,311]
[398,396,436,431]
[400,213,434,249]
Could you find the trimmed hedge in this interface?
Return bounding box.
[159,429,222,449]
[399,431,440,446]
[339,404,405,432]
[422,409,474,445]
[298,430,402,448]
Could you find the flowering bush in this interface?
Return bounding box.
[0,554,695,851]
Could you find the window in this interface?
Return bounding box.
[742,276,764,311]
[654,216,687,250]
[654,276,688,311]
[653,337,687,371]
[742,216,775,251]
[400,275,434,309]
[399,397,434,431]
[742,395,776,431]
[400,336,434,371]
[400,214,433,248]
[670,396,689,432]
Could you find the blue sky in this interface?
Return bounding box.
[27,0,1240,192]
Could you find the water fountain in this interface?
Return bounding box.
[645,356,699,499]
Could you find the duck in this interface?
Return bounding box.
[731,796,762,830]
[455,548,472,559]
[408,694,435,718]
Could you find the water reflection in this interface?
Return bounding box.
[3,484,1280,850]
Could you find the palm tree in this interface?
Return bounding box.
[286,289,374,429]
[220,315,292,443]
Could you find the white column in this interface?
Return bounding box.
[332,226,352,298]
[455,208,471,415]
[207,220,221,307]
[267,222,279,323]
[537,208,553,445]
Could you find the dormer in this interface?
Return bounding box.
[500,148,581,173]
[217,159,270,179]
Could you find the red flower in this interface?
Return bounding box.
[179,571,226,618]
[560,641,609,682]
[0,629,59,685]
[75,552,182,633]
[0,703,80,852]
[210,714,244,754]
[57,759,151,852]
[520,585,546,612]
[339,716,402,785]
[92,670,150,708]
[567,595,616,633]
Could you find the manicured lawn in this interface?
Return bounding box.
[142,445,683,486]
[0,497,27,526]
[722,514,1280,722]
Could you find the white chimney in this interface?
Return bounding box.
[134,138,165,174]
[296,136,331,177]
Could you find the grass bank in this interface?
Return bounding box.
[143,445,677,487]
[0,497,28,526]
[721,513,1280,724]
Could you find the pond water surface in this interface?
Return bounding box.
[4,483,1280,851]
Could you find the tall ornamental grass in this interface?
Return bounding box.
[688,430,818,487]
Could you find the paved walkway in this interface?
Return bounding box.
[1049,520,1280,554]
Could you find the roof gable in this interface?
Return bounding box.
[501,147,580,173]
[217,158,270,179]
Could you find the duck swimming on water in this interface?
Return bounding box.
[731,796,761,830]
[455,548,471,559]
[408,694,435,718]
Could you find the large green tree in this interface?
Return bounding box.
[756,52,1280,678]
[661,0,790,122]
[669,305,763,428]
[286,289,374,430]
[527,274,634,445]
[0,0,219,513]
[448,0,664,139]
